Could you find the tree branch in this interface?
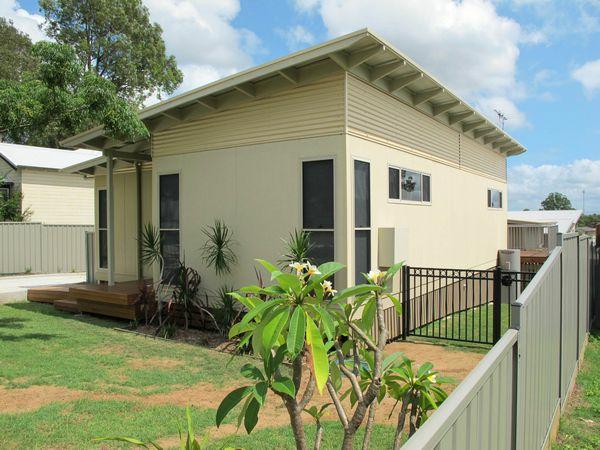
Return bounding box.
[326,380,349,429]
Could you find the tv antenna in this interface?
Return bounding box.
[494,109,508,130]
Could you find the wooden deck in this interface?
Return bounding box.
[27,280,149,320]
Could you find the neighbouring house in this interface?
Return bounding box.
[61,29,526,293]
[508,210,583,235]
[0,143,101,225]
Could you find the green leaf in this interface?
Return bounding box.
[240,364,265,381]
[384,262,404,283]
[417,362,434,378]
[271,377,296,398]
[361,299,376,332]
[261,307,290,357]
[305,314,329,394]
[330,361,342,391]
[273,272,302,293]
[240,298,282,326]
[216,386,252,427]
[304,405,318,420]
[315,261,345,281]
[313,305,335,340]
[229,321,254,338]
[333,284,375,302]
[244,397,260,434]
[253,381,268,405]
[255,259,279,276]
[386,293,403,317]
[93,437,153,448]
[287,306,306,359]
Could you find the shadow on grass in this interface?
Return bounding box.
[0,317,29,329]
[0,332,59,342]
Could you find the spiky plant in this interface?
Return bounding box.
[278,229,314,269]
[200,219,237,276]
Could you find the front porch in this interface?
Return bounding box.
[27,280,147,320]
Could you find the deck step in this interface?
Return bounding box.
[27,286,70,304]
[54,299,81,313]
[76,298,138,320]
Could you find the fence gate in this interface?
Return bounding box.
[399,265,535,345]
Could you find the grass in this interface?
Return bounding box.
[0,302,247,395]
[554,330,600,450]
[409,303,510,352]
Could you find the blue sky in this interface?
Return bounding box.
[4,0,600,212]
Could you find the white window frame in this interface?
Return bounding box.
[487,188,503,210]
[353,158,371,284]
[388,165,432,205]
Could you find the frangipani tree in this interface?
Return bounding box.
[216,259,404,450]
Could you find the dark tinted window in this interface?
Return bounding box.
[160,174,179,229]
[389,167,400,199]
[354,160,370,228]
[488,189,502,208]
[355,230,370,284]
[99,230,107,269]
[98,189,107,229]
[302,160,334,229]
[160,230,180,283]
[422,175,431,203]
[307,231,334,266]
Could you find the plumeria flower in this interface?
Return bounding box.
[427,373,437,384]
[367,269,385,285]
[289,262,304,276]
[304,263,321,277]
[321,280,338,297]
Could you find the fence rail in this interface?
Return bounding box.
[402,234,599,450]
[0,222,93,274]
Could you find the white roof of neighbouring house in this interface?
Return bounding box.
[0,143,101,171]
[508,210,583,234]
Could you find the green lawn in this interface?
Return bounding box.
[554,330,600,450]
[0,302,397,449]
[409,303,510,351]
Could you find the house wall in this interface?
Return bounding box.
[0,157,20,193]
[152,74,345,157]
[20,168,95,224]
[346,74,507,181]
[152,135,348,297]
[94,167,153,282]
[347,134,507,273]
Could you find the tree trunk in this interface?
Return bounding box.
[393,394,412,450]
[284,400,309,450]
[361,401,377,450]
[313,421,324,450]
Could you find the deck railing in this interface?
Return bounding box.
[402,234,598,450]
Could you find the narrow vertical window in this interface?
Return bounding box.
[354,160,371,284]
[98,189,107,269]
[159,174,180,281]
[302,160,334,265]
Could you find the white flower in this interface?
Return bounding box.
[289,262,304,276]
[321,280,337,296]
[304,263,321,276]
[427,374,437,384]
[367,269,385,284]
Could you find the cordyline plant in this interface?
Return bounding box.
[216,258,404,450]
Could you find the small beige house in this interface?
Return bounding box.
[0,143,100,225]
[62,29,526,293]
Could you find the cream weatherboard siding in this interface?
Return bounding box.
[152,135,348,296]
[20,169,94,225]
[94,168,152,282]
[346,74,507,181]
[152,74,345,157]
[347,135,507,273]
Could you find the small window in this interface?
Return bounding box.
[488,189,503,209]
[302,160,334,265]
[354,160,371,284]
[389,166,431,203]
[160,174,180,281]
[0,187,10,200]
[98,189,107,269]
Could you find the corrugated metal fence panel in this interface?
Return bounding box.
[402,330,518,450]
[153,74,345,157]
[0,222,92,274]
[578,236,589,352]
[561,234,579,408]
[346,75,461,165]
[513,248,562,450]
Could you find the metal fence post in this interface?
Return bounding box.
[493,266,502,344]
[402,265,410,340]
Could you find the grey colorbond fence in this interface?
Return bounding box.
[0,222,93,274]
[508,223,558,251]
[402,234,598,450]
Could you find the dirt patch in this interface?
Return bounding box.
[0,385,85,413]
[93,343,128,356]
[129,357,184,370]
[131,325,235,352]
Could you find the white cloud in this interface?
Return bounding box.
[276,25,316,51]
[143,0,260,101]
[294,0,535,130]
[508,159,600,212]
[476,96,530,128]
[572,59,600,96]
[0,0,46,42]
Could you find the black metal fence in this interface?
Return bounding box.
[380,265,536,345]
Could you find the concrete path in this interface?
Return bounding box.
[0,273,85,303]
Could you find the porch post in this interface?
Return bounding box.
[106,150,115,286]
[136,162,143,280]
